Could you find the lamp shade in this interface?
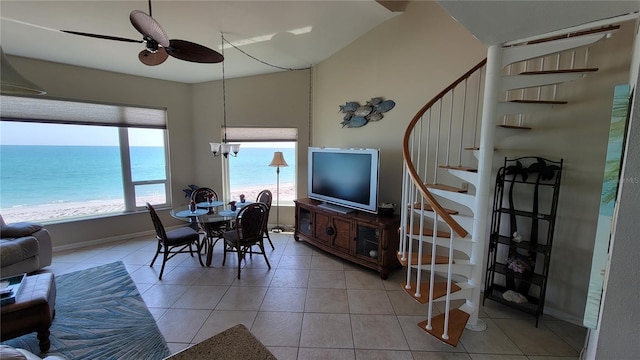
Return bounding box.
[269,151,288,167]
[0,47,46,95]
[210,142,221,155]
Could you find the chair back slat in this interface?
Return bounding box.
[191,187,219,203]
[256,190,273,209]
[146,203,167,242]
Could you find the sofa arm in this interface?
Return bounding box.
[33,228,52,268]
[0,222,43,238]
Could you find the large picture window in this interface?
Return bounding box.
[0,95,169,223]
[224,127,297,204]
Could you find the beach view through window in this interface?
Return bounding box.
[227,142,296,204]
[0,121,167,223]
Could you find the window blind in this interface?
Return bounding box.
[0,95,167,129]
[224,127,298,142]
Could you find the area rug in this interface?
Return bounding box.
[1,261,171,360]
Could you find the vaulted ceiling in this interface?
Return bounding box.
[0,0,399,83]
[1,1,638,84]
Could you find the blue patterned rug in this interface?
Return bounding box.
[2,261,171,359]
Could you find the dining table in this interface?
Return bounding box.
[170,200,253,266]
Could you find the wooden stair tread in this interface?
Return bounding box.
[397,252,450,267]
[509,99,568,104]
[408,225,450,238]
[525,24,620,45]
[418,308,470,347]
[439,165,477,173]
[402,281,462,304]
[408,202,459,215]
[520,68,598,75]
[425,183,467,193]
[497,124,532,130]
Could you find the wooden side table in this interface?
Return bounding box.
[0,273,56,352]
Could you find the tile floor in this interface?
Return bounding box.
[49,232,587,360]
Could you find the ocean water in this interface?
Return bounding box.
[228,147,296,188]
[0,145,296,208]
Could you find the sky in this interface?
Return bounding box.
[0,121,163,146]
[1,121,297,148]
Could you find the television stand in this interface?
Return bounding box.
[294,198,401,279]
[317,202,355,214]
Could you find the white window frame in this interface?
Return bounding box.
[0,95,170,219]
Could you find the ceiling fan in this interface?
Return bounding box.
[60,0,223,66]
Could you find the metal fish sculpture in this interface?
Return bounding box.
[375,100,396,113]
[354,105,373,117]
[345,116,368,128]
[367,97,383,106]
[343,112,354,121]
[366,112,383,122]
[339,101,359,113]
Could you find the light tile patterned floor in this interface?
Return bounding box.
[49,232,586,360]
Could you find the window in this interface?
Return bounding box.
[0,95,169,223]
[224,127,297,205]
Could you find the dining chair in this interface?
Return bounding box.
[190,187,220,204]
[222,202,271,279]
[189,187,226,245]
[256,189,275,250]
[146,203,204,280]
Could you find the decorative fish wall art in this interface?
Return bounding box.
[338,97,396,128]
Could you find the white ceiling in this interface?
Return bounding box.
[0,0,399,84]
[437,0,639,45]
[2,1,638,85]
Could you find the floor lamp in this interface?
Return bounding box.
[269,151,288,233]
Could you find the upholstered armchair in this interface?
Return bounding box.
[0,215,53,277]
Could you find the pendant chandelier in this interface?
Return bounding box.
[210,34,240,158]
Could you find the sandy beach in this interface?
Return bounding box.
[1,183,296,224]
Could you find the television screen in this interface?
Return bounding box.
[308,147,379,213]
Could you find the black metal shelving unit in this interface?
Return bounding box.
[484,157,563,326]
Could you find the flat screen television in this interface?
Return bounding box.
[308,147,380,214]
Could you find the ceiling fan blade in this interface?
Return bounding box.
[138,49,168,66]
[165,39,224,63]
[61,30,143,43]
[129,10,169,47]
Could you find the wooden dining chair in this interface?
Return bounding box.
[256,189,274,250]
[222,202,271,279]
[146,203,204,280]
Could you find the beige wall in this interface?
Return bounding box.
[312,1,486,207]
[191,70,311,226]
[4,56,195,248]
[496,22,635,323]
[4,1,636,327]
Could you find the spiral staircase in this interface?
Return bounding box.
[398,20,624,346]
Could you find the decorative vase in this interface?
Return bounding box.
[239,194,246,203]
[229,201,237,211]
